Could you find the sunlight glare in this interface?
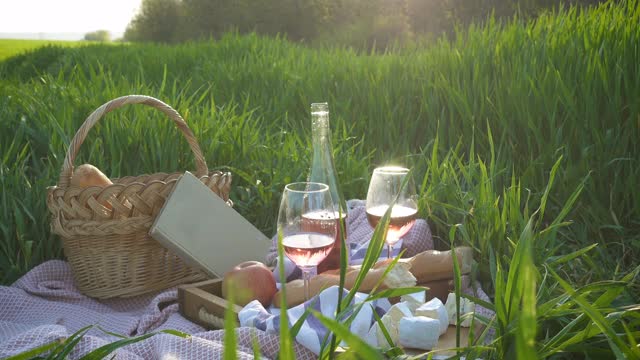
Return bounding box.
[0,0,142,34]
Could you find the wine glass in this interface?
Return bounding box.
[277,182,337,301]
[365,166,418,259]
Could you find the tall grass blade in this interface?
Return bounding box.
[78,329,189,360]
[223,283,238,360]
[549,268,637,359]
[51,325,93,360]
[276,232,295,360]
[4,342,59,360]
[310,310,384,360]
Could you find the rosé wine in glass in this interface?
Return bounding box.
[277,182,337,300]
[365,166,419,259]
[366,204,418,245]
[301,210,347,273]
[282,233,335,266]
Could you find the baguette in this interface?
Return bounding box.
[415,275,471,304]
[70,164,114,211]
[402,247,473,283]
[272,261,416,308]
[373,247,473,283]
[70,164,113,188]
[273,247,474,308]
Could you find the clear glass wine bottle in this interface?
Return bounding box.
[308,102,348,273]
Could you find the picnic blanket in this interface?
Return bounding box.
[0,200,489,359]
[0,260,316,359]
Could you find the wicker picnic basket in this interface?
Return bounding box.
[47,95,232,299]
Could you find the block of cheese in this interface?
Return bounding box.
[444,292,476,327]
[400,289,426,313]
[376,302,414,347]
[398,316,440,350]
[415,297,449,335]
[364,322,380,348]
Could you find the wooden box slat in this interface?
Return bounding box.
[178,278,242,328]
[178,277,481,355]
[178,277,458,329]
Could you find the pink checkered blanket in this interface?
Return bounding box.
[0,200,488,359]
[0,260,316,359]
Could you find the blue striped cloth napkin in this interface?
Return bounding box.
[238,285,391,355]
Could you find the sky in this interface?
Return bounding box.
[0,0,143,39]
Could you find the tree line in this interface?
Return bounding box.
[123,0,606,49]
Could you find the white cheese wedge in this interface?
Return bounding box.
[400,290,426,313]
[365,322,380,347]
[376,302,414,347]
[415,297,449,335]
[383,262,418,288]
[444,292,476,327]
[398,316,440,350]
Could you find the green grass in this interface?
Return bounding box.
[0,39,92,61]
[1,0,639,358]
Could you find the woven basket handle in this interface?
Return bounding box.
[58,95,209,188]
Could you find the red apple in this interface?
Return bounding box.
[222,261,277,307]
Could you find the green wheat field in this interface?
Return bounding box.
[0,39,90,61]
[0,1,638,358]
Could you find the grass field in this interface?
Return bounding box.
[1,0,639,358]
[0,39,93,61]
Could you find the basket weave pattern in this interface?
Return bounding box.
[47,95,230,299]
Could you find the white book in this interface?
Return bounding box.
[149,171,271,278]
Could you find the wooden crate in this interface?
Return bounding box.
[178,277,458,329]
[178,277,480,356]
[178,278,242,329]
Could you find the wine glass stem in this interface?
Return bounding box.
[302,267,312,301]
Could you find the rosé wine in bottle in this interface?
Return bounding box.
[308,103,348,273]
